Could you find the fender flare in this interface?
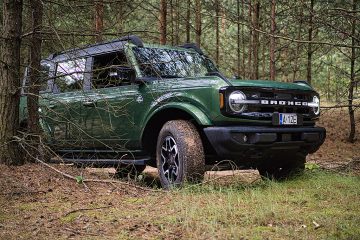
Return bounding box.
[144,102,212,127]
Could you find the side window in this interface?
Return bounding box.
[54,58,85,93]
[92,51,132,89]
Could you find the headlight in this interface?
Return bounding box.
[311,96,320,115]
[228,91,247,113]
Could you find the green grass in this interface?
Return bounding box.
[97,170,360,239]
[164,171,360,240]
[60,212,79,223]
[3,170,360,239]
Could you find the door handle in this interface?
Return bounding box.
[82,100,97,107]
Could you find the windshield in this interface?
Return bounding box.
[133,47,218,78]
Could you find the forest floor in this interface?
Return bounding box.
[0,108,359,239]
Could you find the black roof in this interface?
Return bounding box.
[45,35,144,63]
[43,35,203,64]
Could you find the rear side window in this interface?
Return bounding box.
[54,58,85,93]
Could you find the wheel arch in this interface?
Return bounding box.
[141,104,212,165]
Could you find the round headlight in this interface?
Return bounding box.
[312,96,320,115]
[229,91,247,113]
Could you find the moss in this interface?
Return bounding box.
[18,203,37,211]
[60,213,78,223]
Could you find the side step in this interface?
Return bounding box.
[52,157,151,167]
[52,149,151,167]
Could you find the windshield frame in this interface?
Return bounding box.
[130,44,218,80]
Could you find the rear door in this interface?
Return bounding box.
[43,58,87,148]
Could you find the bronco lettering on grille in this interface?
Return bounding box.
[260,100,308,106]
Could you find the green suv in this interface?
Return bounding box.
[20,36,326,189]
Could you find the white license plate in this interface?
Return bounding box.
[279,113,297,125]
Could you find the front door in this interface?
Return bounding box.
[80,51,141,151]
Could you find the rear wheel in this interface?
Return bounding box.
[156,120,205,189]
[258,153,306,180]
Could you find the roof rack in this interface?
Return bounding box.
[49,35,144,59]
[179,43,204,55]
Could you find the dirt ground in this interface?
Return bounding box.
[307,107,360,168]
[0,108,359,239]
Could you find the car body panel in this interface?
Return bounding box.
[229,79,313,91]
[19,37,325,165]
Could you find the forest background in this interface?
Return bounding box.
[0,1,360,239]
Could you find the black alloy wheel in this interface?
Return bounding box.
[156,120,205,189]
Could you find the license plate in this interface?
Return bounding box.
[279,113,297,125]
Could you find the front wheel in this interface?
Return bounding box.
[258,153,306,180]
[156,120,205,189]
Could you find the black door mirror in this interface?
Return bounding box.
[108,66,136,84]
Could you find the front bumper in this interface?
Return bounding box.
[204,126,326,161]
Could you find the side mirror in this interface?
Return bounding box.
[109,66,136,84]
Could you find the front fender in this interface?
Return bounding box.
[144,102,213,127]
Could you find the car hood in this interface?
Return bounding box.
[229,79,313,91]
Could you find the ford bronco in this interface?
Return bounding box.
[20,35,326,189]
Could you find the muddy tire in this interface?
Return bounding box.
[156,120,205,189]
[115,164,146,179]
[258,153,306,180]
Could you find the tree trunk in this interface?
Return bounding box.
[94,0,104,43]
[335,79,339,103]
[326,63,331,101]
[261,39,266,79]
[159,0,167,44]
[282,29,289,82]
[348,0,357,143]
[292,8,303,81]
[252,1,260,79]
[170,0,174,45]
[247,1,252,78]
[116,1,124,34]
[215,0,220,64]
[175,0,180,45]
[306,0,314,84]
[241,0,245,78]
[195,0,201,47]
[0,0,24,165]
[236,0,241,78]
[27,0,43,160]
[269,0,276,80]
[186,0,191,43]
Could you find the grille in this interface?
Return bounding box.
[246,90,312,101]
[247,106,311,114]
[243,89,314,117]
